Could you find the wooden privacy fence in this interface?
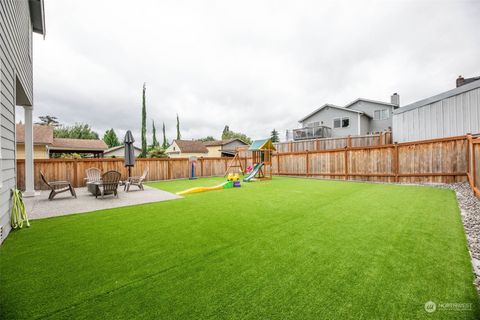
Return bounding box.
[17,157,235,190]
[271,135,470,184]
[16,134,480,197]
[274,132,392,153]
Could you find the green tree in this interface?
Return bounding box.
[196,136,216,142]
[221,126,252,144]
[103,128,120,148]
[54,123,99,139]
[271,128,280,143]
[36,115,60,127]
[147,146,168,158]
[222,125,230,138]
[151,120,159,148]
[176,114,181,140]
[140,83,147,157]
[162,122,169,149]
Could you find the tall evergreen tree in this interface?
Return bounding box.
[222,125,230,139]
[140,83,147,157]
[103,128,121,148]
[151,120,159,148]
[176,114,181,140]
[162,122,169,149]
[271,128,280,143]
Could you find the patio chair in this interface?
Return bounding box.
[40,171,76,201]
[85,167,102,183]
[97,170,121,199]
[125,168,149,192]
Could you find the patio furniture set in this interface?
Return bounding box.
[40,168,149,200]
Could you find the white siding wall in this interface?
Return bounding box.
[0,0,34,243]
[393,88,480,142]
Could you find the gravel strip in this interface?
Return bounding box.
[438,182,480,294]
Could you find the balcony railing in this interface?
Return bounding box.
[293,126,332,141]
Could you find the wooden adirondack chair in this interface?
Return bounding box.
[40,171,76,201]
[97,171,121,199]
[125,168,148,192]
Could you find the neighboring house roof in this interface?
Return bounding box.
[457,76,480,87]
[172,140,208,153]
[16,124,54,144]
[394,79,480,115]
[104,145,142,154]
[298,104,367,123]
[49,138,108,151]
[203,139,248,147]
[344,98,398,109]
[249,139,276,151]
[29,0,46,36]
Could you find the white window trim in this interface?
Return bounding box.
[374,109,390,120]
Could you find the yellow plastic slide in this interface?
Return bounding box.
[176,182,228,196]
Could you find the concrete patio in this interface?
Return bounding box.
[24,185,181,220]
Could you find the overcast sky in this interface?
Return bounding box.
[25,0,480,143]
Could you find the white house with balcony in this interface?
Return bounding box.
[293,94,400,140]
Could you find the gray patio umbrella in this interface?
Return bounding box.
[124,130,135,177]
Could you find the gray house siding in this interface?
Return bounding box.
[301,106,363,137]
[393,84,480,143]
[0,0,35,243]
[347,101,394,133]
[223,139,248,151]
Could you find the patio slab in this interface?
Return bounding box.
[24,185,181,220]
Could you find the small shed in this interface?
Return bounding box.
[248,139,276,180]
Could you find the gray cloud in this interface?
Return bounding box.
[28,0,480,143]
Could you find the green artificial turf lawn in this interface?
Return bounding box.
[0,177,479,319]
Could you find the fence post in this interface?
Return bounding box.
[200,157,204,177]
[277,154,280,175]
[394,143,399,182]
[472,138,477,192]
[379,131,384,145]
[306,150,310,177]
[167,160,171,180]
[73,158,78,187]
[289,141,293,152]
[466,134,471,187]
[344,147,348,180]
[347,135,352,148]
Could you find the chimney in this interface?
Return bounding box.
[390,93,400,106]
[456,75,465,87]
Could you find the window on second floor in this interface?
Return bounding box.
[306,121,320,128]
[374,109,389,120]
[333,117,350,129]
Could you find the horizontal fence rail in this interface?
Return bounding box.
[16,134,480,198]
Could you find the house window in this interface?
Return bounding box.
[333,117,350,129]
[374,109,389,120]
[306,122,320,128]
